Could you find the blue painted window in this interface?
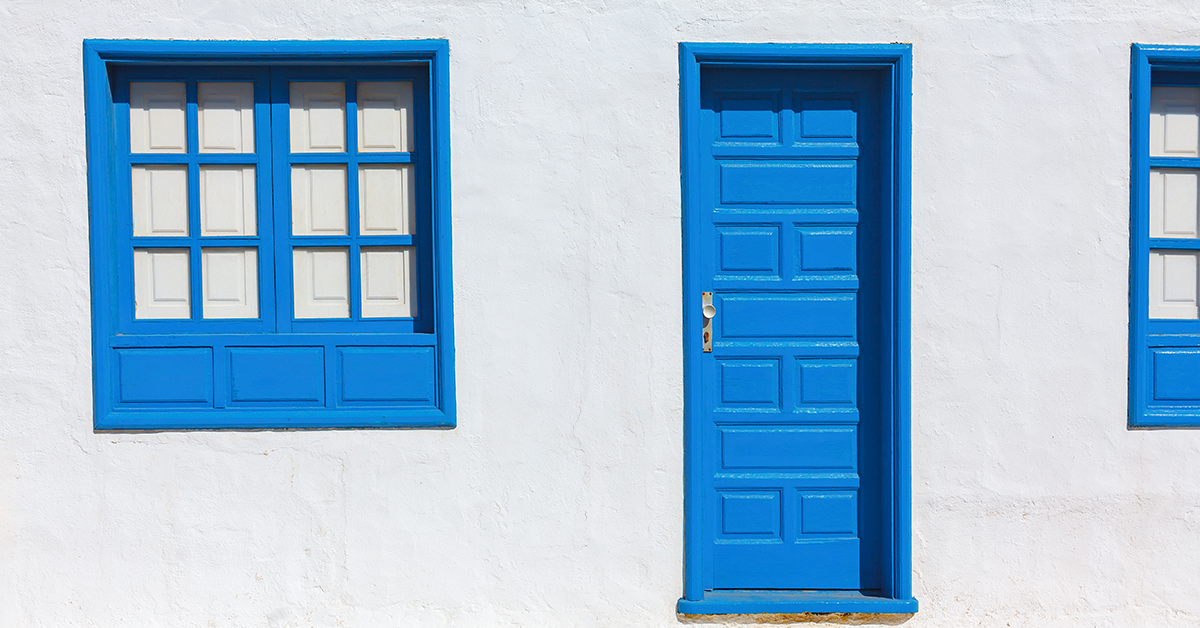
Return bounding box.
[84,40,454,429]
[1129,45,1200,428]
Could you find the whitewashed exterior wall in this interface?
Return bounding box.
[2,1,1200,626]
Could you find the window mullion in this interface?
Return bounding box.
[347,79,363,321]
[254,68,277,332]
[186,81,202,321]
[270,67,295,333]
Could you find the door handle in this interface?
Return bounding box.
[702,292,714,353]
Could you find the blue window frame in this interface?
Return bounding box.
[1130,44,1200,428]
[84,40,454,429]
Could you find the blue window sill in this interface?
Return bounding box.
[96,409,453,431]
[676,591,919,615]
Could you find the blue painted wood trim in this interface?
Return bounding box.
[685,42,915,65]
[430,40,457,425]
[678,41,914,613]
[84,41,118,426]
[96,409,453,431]
[677,590,918,615]
[1129,44,1152,428]
[679,41,705,603]
[1128,44,1200,428]
[1138,412,1200,429]
[891,44,914,603]
[83,39,447,63]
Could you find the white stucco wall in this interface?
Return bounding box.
[3,1,1200,626]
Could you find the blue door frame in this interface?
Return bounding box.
[678,43,914,615]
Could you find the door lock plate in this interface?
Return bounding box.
[702,292,714,353]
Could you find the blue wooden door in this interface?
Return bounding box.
[690,67,885,592]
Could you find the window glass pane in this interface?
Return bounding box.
[361,247,415,318]
[289,82,346,153]
[200,166,256,236]
[357,81,413,152]
[1151,86,1200,157]
[293,247,350,318]
[359,165,414,235]
[132,165,189,237]
[197,81,255,153]
[202,248,258,319]
[129,82,186,153]
[133,248,191,319]
[291,165,348,235]
[1150,250,1200,319]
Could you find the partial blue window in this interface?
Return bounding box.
[84,40,454,429]
[1130,45,1200,428]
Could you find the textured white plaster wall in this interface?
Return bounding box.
[2,0,1200,626]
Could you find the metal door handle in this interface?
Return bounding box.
[702,292,714,352]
